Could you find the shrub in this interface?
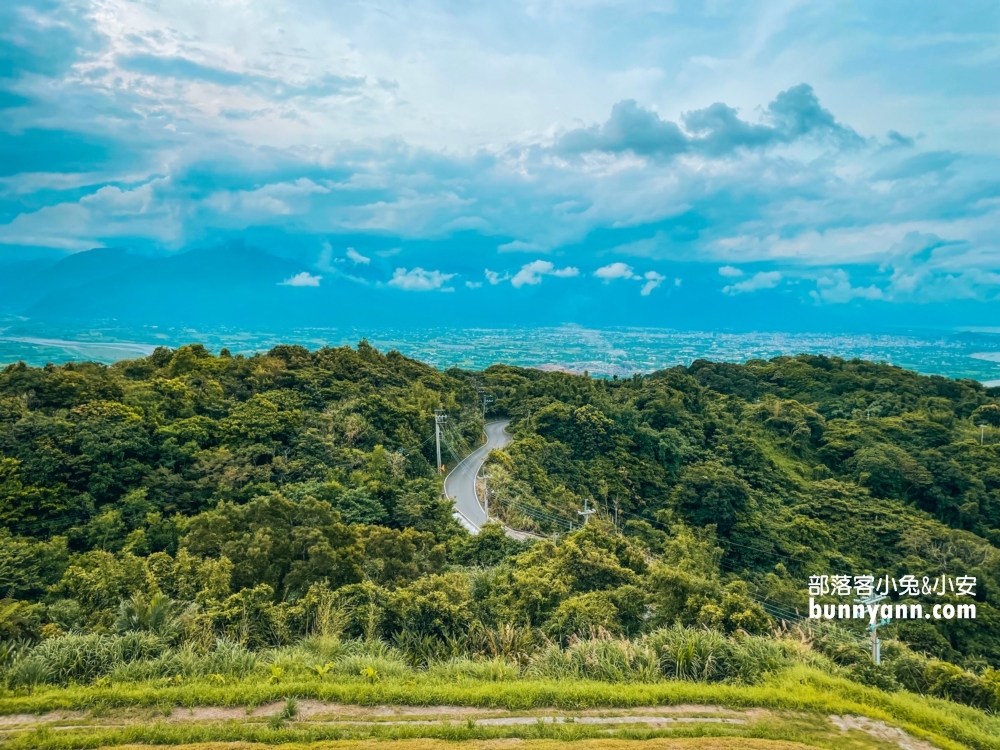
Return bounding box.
[649,626,727,682]
[846,659,901,693]
[526,635,660,683]
[886,650,931,694]
[523,642,572,680]
[469,621,537,665]
[202,638,257,679]
[726,634,789,685]
[0,638,31,676]
[28,632,167,685]
[925,661,993,709]
[299,635,346,665]
[6,656,52,693]
[544,592,621,641]
[114,592,196,641]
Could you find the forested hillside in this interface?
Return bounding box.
[483,357,1000,667]
[2,343,1000,720]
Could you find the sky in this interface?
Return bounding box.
[1,1,1000,329]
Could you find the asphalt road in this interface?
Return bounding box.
[444,419,511,533]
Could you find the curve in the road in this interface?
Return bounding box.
[443,419,511,533]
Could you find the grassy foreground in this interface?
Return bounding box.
[88,742,825,750]
[1,665,998,750]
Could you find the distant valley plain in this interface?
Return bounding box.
[3,321,1000,385]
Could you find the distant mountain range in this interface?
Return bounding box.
[1,244,996,332]
[1,246,363,327]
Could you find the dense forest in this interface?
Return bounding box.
[2,343,1000,712]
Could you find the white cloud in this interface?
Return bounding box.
[593,263,671,294]
[465,280,482,289]
[5,0,999,313]
[498,240,547,253]
[511,259,579,288]
[80,183,154,215]
[280,272,322,287]
[346,247,370,264]
[641,271,666,296]
[388,267,455,291]
[0,177,180,249]
[810,269,883,303]
[206,178,329,217]
[485,268,509,285]
[723,271,782,295]
[594,262,637,281]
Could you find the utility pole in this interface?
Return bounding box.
[865,399,883,421]
[480,470,492,519]
[981,424,986,445]
[434,409,447,475]
[856,593,890,664]
[577,497,596,526]
[481,393,493,420]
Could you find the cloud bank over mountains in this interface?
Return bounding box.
[1,0,999,327]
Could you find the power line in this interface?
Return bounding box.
[610,505,813,567]
[498,497,575,527]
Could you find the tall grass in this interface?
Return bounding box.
[1,626,793,693]
[646,626,788,685]
[649,626,727,682]
[526,636,661,683]
[13,632,167,686]
[427,656,521,682]
[107,638,257,683]
[1,634,257,690]
[328,640,410,680]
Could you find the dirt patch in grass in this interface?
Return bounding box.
[830,715,939,750]
[0,710,84,727]
[1,702,753,729]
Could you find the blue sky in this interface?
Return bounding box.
[2,1,1000,327]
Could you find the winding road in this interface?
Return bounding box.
[444,419,511,533]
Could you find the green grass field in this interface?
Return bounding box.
[1,665,997,750]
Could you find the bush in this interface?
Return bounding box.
[0,638,31,676]
[6,656,52,693]
[108,648,189,683]
[114,592,196,641]
[886,650,931,694]
[925,661,993,709]
[649,626,727,682]
[526,635,660,683]
[846,659,900,693]
[468,621,537,665]
[28,632,168,685]
[640,626,788,685]
[544,592,621,641]
[106,638,257,684]
[202,637,257,678]
[298,635,346,665]
[726,634,789,685]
